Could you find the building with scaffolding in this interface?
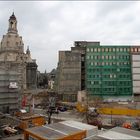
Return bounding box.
[56,41,140,102]
[0,13,37,113]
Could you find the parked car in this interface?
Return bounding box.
[58,106,67,112]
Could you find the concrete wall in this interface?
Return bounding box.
[57,51,81,102]
[132,54,140,101]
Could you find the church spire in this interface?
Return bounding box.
[26,46,30,55]
[8,12,18,34]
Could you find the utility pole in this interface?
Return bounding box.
[111,110,112,124]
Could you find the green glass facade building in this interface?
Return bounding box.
[86,44,132,98]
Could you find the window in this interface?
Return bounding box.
[110,74,112,78]
[91,48,93,52]
[127,48,130,52]
[102,48,105,52]
[87,48,89,52]
[109,48,112,52]
[106,48,108,52]
[94,48,97,52]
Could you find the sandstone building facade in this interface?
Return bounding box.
[0,13,37,113]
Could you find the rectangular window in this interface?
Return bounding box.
[102,48,105,52]
[109,48,112,52]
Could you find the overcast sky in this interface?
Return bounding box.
[0,1,140,72]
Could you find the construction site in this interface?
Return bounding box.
[0,11,140,140]
[0,89,140,140]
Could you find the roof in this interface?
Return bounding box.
[25,126,66,139]
[85,127,140,140]
[60,120,97,130]
[24,121,85,139]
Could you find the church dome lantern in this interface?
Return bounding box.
[9,12,16,20]
[8,12,18,34]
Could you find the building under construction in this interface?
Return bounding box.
[0,13,37,113]
[56,41,140,102]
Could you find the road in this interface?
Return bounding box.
[33,108,140,125]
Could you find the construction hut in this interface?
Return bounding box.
[24,120,98,140]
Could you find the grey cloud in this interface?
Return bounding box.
[0,1,140,72]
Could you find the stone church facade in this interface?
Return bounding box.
[0,13,37,113]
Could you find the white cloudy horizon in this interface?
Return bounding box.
[0,1,140,72]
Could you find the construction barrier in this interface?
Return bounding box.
[98,108,140,117]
